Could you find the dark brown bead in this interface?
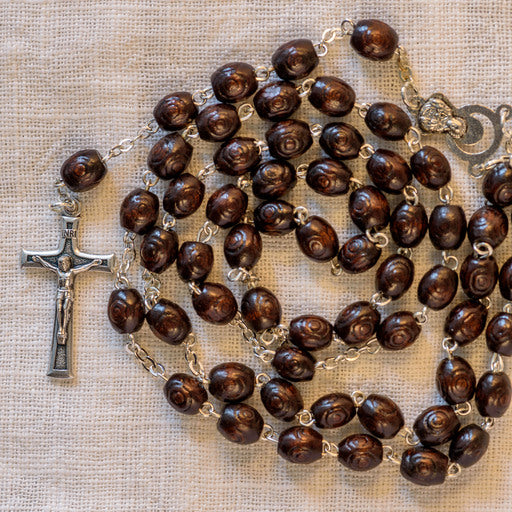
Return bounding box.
[147,133,193,180]
[163,173,205,219]
[429,204,467,250]
[217,403,263,445]
[253,199,296,236]
[460,254,498,299]
[367,149,411,194]
[272,345,316,382]
[486,312,512,356]
[482,162,512,207]
[265,119,313,160]
[140,227,178,274]
[195,103,241,142]
[223,223,262,269]
[334,301,380,346]
[338,234,381,274]
[211,62,257,103]
[60,149,107,192]
[417,265,458,311]
[320,122,364,160]
[206,184,248,228]
[213,137,261,176]
[251,160,297,199]
[288,315,333,351]
[260,378,304,422]
[277,426,323,464]
[499,256,512,300]
[153,91,197,131]
[119,188,159,235]
[468,205,508,248]
[107,288,145,334]
[365,102,411,141]
[191,282,238,325]
[164,373,207,415]
[295,215,339,262]
[413,405,460,446]
[208,362,255,403]
[271,39,319,80]
[253,81,301,121]
[400,447,448,486]
[176,242,214,282]
[308,76,356,117]
[475,371,512,417]
[349,185,390,232]
[449,424,490,468]
[338,434,383,471]
[241,286,281,332]
[306,158,352,196]
[444,300,488,346]
[350,19,399,61]
[436,356,476,405]
[376,254,414,300]
[358,394,404,439]
[390,201,428,248]
[311,393,356,429]
[377,311,421,351]
[410,146,451,190]
[146,299,191,346]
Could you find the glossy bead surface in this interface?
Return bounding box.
[460,254,498,299]
[223,223,262,269]
[164,373,207,415]
[254,199,296,236]
[377,311,420,351]
[289,315,333,351]
[410,146,451,190]
[428,204,467,250]
[251,160,297,199]
[444,300,488,346]
[163,173,205,219]
[277,426,323,464]
[140,227,178,274]
[241,286,281,332]
[365,102,411,141]
[119,188,159,235]
[213,137,261,176]
[417,265,458,311]
[400,447,448,486]
[176,242,214,282]
[253,81,301,121]
[468,205,508,248]
[306,158,352,196]
[350,19,399,61]
[308,76,355,117]
[295,215,339,262]
[390,201,428,248]
[436,356,476,405]
[206,184,248,228]
[153,91,197,131]
[211,62,257,103]
[338,234,381,274]
[486,312,512,356]
[367,149,411,194]
[60,149,107,192]
[260,378,304,422]
[413,405,460,446]
[376,254,414,300]
[217,403,263,444]
[334,301,380,346]
[311,393,356,429]
[349,185,390,232]
[271,39,319,80]
[208,362,255,403]
[196,103,241,142]
[499,256,512,300]
[338,434,383,471]
[146,299,191,346]
[107,288,145,334]
[482,162,512,207]
[449,424,490,468]
[320,122,364,160]
[147,133,193,180]
[358,394,404,439]
[475,371,512,417]
[191,282,238,325]
[266,119,313,160]
[272,345,316,382]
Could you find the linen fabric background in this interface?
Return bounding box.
[2,1,512,510]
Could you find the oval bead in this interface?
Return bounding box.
[213,137,261,176]
[60,149,107,192]
[217,403,263,445]
[306,158,352,196]
[107,288,145,334]
[163,173,205,219]
[436,356,476,405]
[449,424,490,468]
[400,447,448,486]
[195,103,241,142]
[146,299,191,346]
[365,102,411,141]
[499,256,512,300]
[338,434,383,471]
[377,311,421,351]
[140,227,178,274]
[272,345,316,382]
[334,301,380,346]
[429,204,467,250]
[241,286,281,332]
[308,76,356,117]
[164,373,207,415]
[376,254,414,300]
[320,122,364,160]
[191,282,238,325]
[119,188,159,235]
[277,426,323,464]
[390,200,428,248]
[253,81,301,121]
[417,265,458,311]
[271,39,319,80]
[367,149,411,194]
[206,184,248,228]
[153,91,197,131]
[311,393,356,429]
[176,241,214,282]
[486,312,512,356]
[265,119,313,160]
[413,405,460,446]
[295,215,339,262]
[349,185,390,232]
[358,394,404,439]
[211,62,257,103]
[475,371,512,417]
[223,223,262,269]
[338,234,381,274]
[260,377,304,422]
[208,362,255,403]
[251,160,297,199]
[147,133,193,180]
[350,19,399,61]
[253,199,296,236]
[410,146,451,190]
[468,205,508,248]
[460,254,498,299]
[482,162,512,207]
[444,299,488,346]
[289,315,333,351]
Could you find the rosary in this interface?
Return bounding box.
[21,18,512,487]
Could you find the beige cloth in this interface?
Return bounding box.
[2,0,512,510]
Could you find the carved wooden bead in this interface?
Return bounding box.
[208,362,255,403]
[251,160,297,200]
[338,434,383,471]
[147,133,193,180]
[295,215,339,262]
[367,149,411,194]
[334,301,380,346]
[475,371,512,417]
[468,205,508,248]
[320,122,364,160]
[358,394,404,439]
[241,286,281,332]
[499,256,512,300]
[338,234,381,274]
[206,184,248,228]
[277,426,323,464]
[271,39,319,80]
[260,377,304,422]
[444,299,488,346]
[436,356,476,405]
[349,185,390,232]
[377,311,420,351]
[308,76,356,117]
[191,282,238,325]
[413,405,460,446]
[164,373,207,415]
[153,91,197,131]
[107,288,145,334]
[217,403,263,445]
[266,119,313,160]
[376,254,414,300]
[449,424,490,468]
[417,265,458,311]
[223,223,262,269]
[120,188,159,235]
[213,137,261,176]
[460,254,498,299]
[272,345,316,382]
[146,299,191,346]
[390,201,428,248]
[311,393,356,429]
[253,81,301,121]
[486,312,512,356]
[410,146,451,190]
[482,162,512,207]
[306,158,352,196]
[176,242,214,282]
[350,19,399,61]
[253,199,296,236]
[429,204,467,250]
[365,102,411,141]
[211,62,257,103]
[60,149,107,192]
[400,447,448,486]
[163,173,205,219]
[289,315,333,351]
[140,227,178,274]
[196,103,241,142]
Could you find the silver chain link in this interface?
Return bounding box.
[184,333,209,386]
[142,268,161,310]
[114,231,137,289]
[396,46,423,112]
[103,119,159,162]
[315,339,381,371]
[125,334,167,380]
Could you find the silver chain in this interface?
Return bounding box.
[396,45,423,112]
[142,268,161,310]
[114,231,137,289]
[50,180,81,216]
[315,339,381,371]
[184,333,209,386]
[125,334,167,380]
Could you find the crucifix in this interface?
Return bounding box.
[21,214,115,379]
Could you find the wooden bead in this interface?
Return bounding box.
[196,103,241,142]
[206,184,248,228]
[60,149,107,192]
[253,199,296,236]
[107,288,145,334]
[213,137,261,176]
[208,362,255,403]
[164,373,207,415]
[311,393,356,429]
[251,160,297,199]
[191,282,238,325]
[400,447,448,486]
[163,173,205,219]
[176,241,214,282]
[366,149,411,194]
[436,356,476,405]
[120,188,159,235]
[482,162,512,207]
[289,315,333,351]
[444,299,488,346]
[140,227,178,274]
[468,205,508,248]
[413,405,460,446]
[475,371,512,417]
[265,119,313,160]
[146,299,191,346]
[260,377,304,422]
[308,76,356,117]
[277,426,323,464]
[349,185,390,232]
[320,122,364,160]
[499,256,512,300]
[410,146,451,190]
[486,312,512,356]
[417,265,458,311]
[306,158,352,196]
[429,204,467,250]
[338,434,383,471]
[211,62,257,103]
[365,102,411,141]
[376,254,414,300]
[253,81,301,121]
[334,301,380,346]
[460,254,498,299]
[272,345,316,382]
[271,39,319,80]
[217,403,263,445]
[241,286,281,332]
[223,223,262,269]
[390,201,428,248]
[377,311,420,351]
[147,133,193,180]
[295,215,339,262]
[350,19,399,61]
[358,394,404,439]
[449,424,490,468]
[338,234,381,274]
[153,91,197,131]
